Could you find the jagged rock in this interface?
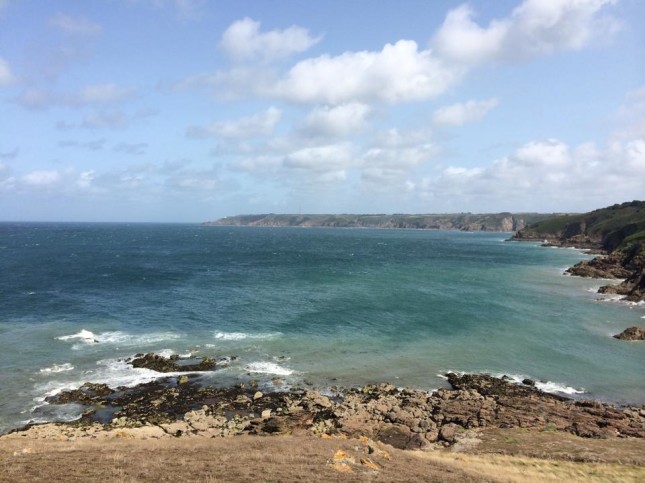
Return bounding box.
[128,353,216,373]
[46,383,114,405]
[566,256,631,279]
[613,327,645,340]
[42,374,645,448]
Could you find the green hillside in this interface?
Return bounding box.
[513,200,645,251]
[514,201,645,302]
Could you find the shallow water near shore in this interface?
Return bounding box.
[1,223,643,434]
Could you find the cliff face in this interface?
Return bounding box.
[513,201,645,302]
[205,213,551,232]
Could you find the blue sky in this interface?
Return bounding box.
[0,0,643,222]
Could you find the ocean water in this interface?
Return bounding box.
[0,223,643,434]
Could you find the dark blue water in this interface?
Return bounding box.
[0,223,643,433]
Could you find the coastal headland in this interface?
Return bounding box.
[205,212,555,232]
[511,200,645,304]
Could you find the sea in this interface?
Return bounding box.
[1,222,644,434]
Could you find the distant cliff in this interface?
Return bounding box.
[204,213,555,232]
[512,200,645,302]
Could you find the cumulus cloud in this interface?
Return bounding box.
[180,0,615,108]
[414,136,645,210]
[49,13,103,36]
[0,57,15,86]
[431,0,618,64]
[187,107,281,139]
[283,143,355,172]
[432,98,498,126]
[220,18,321,63]
[300,103,371,138]
[270,40,463,105]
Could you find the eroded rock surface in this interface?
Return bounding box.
[38,370,645,450]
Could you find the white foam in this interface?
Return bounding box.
[440,371,584,396]
[56,329,97,343]
[56,329,181,350]
[39,363,74,374]
[215,332,249,341]
[245,362,294,376]
[36,357,214,399]
[156,348,193,358]
[534,380,585,395]
[214,331,280,341]
[493,373,584,395]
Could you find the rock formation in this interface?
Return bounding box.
[40,370,645,450]
[613,327,645,341]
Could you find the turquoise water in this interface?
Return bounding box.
[0,223,643,433]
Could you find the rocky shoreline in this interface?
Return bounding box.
[8,354,644,450]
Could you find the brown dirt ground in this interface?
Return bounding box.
[1,429,644,482]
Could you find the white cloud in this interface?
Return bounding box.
[414,136,645,210]
[0,57,15,86]
[49,13,103,36]
[301,103,371,138]
[432,98,498,126]
[79,83,135,104]
[187,107,281,139]
[21,170,62,187]
[270,40,463,105]
[283,144,355,172]
[12,83,136,110]
[432,0,618,64]
[221,18,321,63]
[180,1,616,108]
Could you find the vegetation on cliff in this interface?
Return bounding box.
[205,212,554,232]
[513,201,645,303]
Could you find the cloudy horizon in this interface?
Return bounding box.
[1,0,643,222]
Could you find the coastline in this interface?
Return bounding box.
[2,370,644,481]
[5,369,644,445]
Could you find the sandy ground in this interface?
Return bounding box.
[2,427,644,482]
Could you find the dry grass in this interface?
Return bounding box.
[1,431,644,482]
[416,451,645,482]
[0,435,482,482]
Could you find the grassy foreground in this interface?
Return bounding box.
[2,428,644,482]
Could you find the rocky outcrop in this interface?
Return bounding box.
[41,371,645,450]
[613,327,645,341]
[566,255,631,279]
[127,353,216,373]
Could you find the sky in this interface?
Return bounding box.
[0,0,644,222]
